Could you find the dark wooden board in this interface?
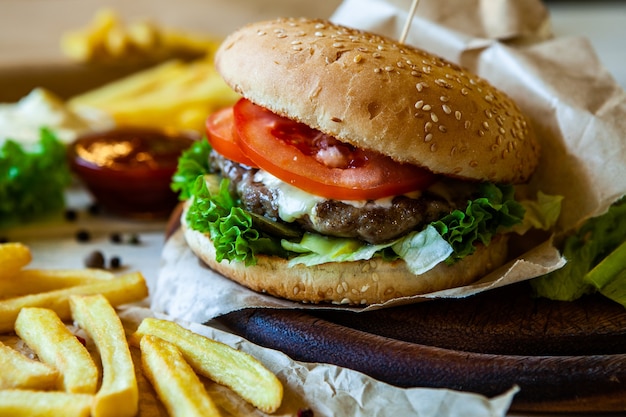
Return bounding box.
[217,283,626,413]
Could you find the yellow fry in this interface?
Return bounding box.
[0,268,115,299]
[15,307,99,394]
[69,294,138,417]
[0,341,58,390]
[0,271,148,333]
[0,390,93,417]
[140,335,222,417]
[68,59,186,107]
[0,242,32,280]
[132,318,283,413]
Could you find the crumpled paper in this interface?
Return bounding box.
[151,0,626,414]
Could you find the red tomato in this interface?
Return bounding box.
[232,99,437,201]
[206,107,258,167]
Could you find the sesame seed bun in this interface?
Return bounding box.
[216,17,540,183]
[181,207,509,305]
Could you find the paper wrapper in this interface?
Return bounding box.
[153,0,626,319]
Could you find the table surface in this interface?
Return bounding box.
[1,2,625,416]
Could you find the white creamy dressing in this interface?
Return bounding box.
[0,88,112,148]
[253,169,425,223]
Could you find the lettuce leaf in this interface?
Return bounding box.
[171,139,212,200]
[530,197,626,302]
[0,128,71,227]
[431,183,525,262]
[185,176,287,265]
[283,225,452,275]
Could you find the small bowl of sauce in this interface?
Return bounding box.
[68,128,195,219]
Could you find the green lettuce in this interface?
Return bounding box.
[171,139,212,200]
[283,225,453,275]
[0,128,71,227]
[530,198,626,304]
[431,183,525,262]
[185,176,287,265]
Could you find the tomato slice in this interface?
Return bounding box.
[206,107,258,167]
[232,99,437,201]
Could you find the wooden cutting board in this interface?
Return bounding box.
[216,282,626,413]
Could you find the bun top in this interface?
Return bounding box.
[216,18,539,183]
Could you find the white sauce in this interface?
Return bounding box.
[0,88,112,148]
[253,169,423,223]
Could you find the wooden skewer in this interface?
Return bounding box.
[399,0,421,44]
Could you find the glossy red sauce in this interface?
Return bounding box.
[68,128,195,218]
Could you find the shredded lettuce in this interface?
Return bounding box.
[530,197,626,303]
[283,226,452,274]
[0,128,71,227]
[431,183,525,262]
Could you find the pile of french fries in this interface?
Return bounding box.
[62,9,240,134]
[68,57,240,134]
[61,9,221,65]
[0,242,283,416]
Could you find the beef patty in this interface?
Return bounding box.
[210,151,468,244]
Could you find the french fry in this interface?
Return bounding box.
[0,268,115,299]
[15,307,99,394]
[0,341,58,390]
[0,271,148,333]
[0,390,93,417]
[0,242,32,280]
[69,294,138,417]
[132,318,283,413]
[140,335,222,417]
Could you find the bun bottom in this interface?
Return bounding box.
[182,215,509,305]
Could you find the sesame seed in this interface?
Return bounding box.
[424,121,432,132]
[424,133,433,142]
[353,54,363,63]
[422,104,432,111]
[384,66,394,72]
[314,31,324,37]
[257,30,267,36]
[315,23,325,29]
[411,70,420,77]
[485,109,493,118]
[377,45,384,50]
[461,88,469,96]
[439,125,447,132]
[485,94,494,102]
[464,120,471,129]
[372,52,381,58]
[414,100,424,109]
[440,95,449,102]
[483,121,490,130]
[332,42,344,48]
[450,146,457,156]
[430,113,439,122]
[430,143,438,152]
[374,68,381,73]
[455,110,462,120]
[478,129,485,137]
[442,104,452,114]
[416,82,426,91]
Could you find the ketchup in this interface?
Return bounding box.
[68,128,195,219]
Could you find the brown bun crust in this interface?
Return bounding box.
[216,18,539,184]
[182,212,509,305]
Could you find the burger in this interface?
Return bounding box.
[171,17,540,305]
